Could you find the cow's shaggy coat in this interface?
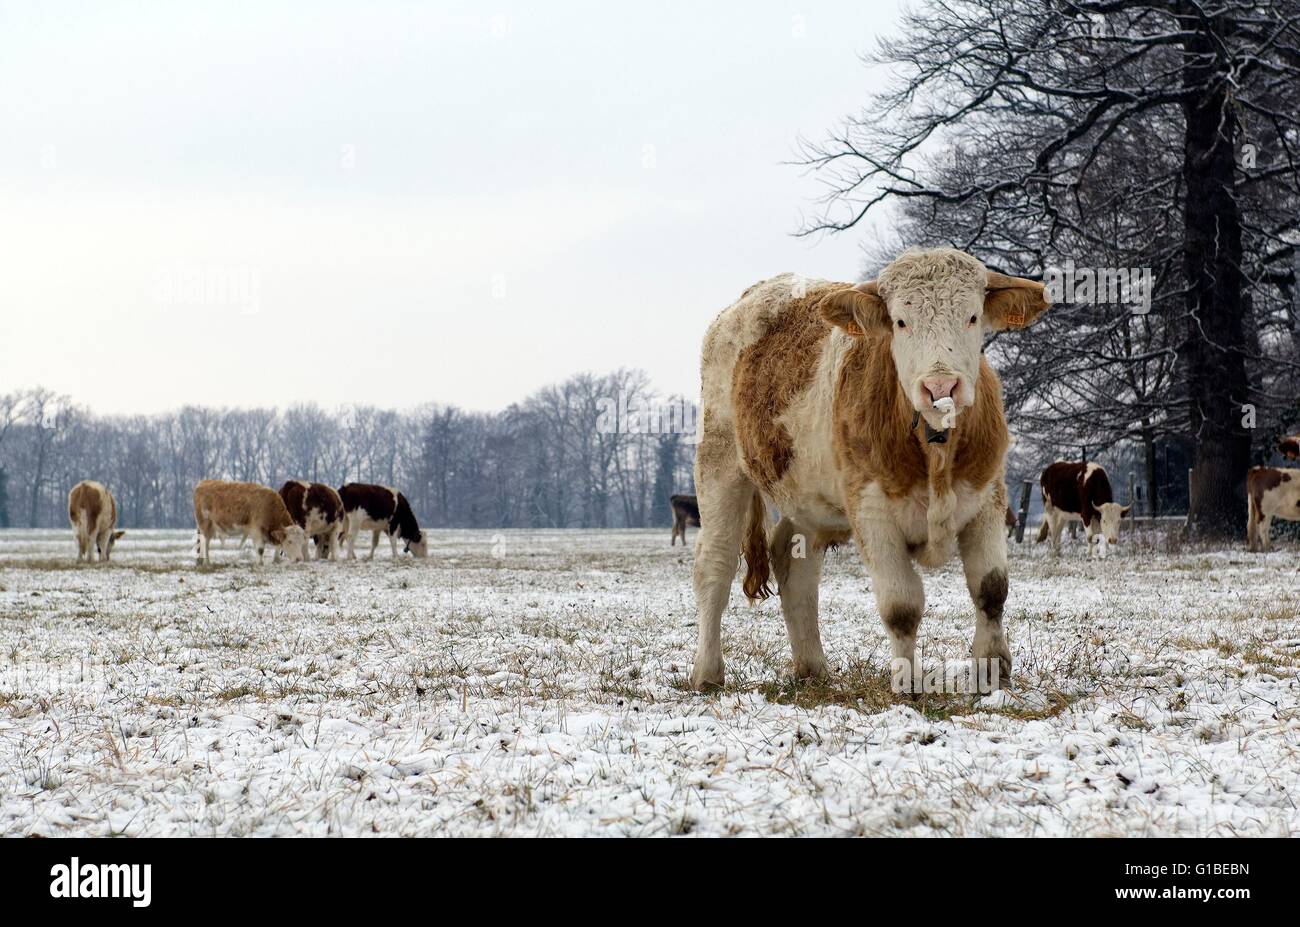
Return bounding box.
[68,480,124,562]
[688,248,1049,691]
[193,480,306,564]
[1247,466,1300,551]
[337,483,428,559]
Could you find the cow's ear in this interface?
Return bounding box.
[269,528,285,544]
[112,530,126,540]
[984,272,1050,331]
[1120,504,1132,517]
[819,282,888,337]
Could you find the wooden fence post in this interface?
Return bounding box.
[1014,479,1033,544]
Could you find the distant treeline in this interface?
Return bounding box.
[0,370,697,530]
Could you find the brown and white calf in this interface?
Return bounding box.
[1035,461,1129,558]
[688,248,1049,691]
[68,480,125,562]
[670,493,700,545]
[337,483,428,559]
[193,480,306,564]
[278,481,345,560]
[1247,466,1300,551]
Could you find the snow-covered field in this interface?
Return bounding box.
[0,526,1297,836]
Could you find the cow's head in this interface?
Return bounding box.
[269,525,307,562]
[1088,502,1131,546]
[404,530,429,559]
[819,248,1050,429]
[1280,435,1300,460]
[99,530,126,559]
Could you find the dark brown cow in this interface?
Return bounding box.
[337,483,428,559]
[1247,466,1300,551]
[278,481,345,561]
[670,493,700,545]
[1280,435,1300,461]
[1035,461,1129,557]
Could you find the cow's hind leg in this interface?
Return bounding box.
[959,498,1012,690]
[688,444,756,691]
[771,518,828,680]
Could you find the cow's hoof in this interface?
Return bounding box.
[790,657,829,681]
[689,663,724,692]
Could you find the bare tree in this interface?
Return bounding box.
[798,0,1300,536]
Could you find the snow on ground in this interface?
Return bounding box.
[0,525,1298,836]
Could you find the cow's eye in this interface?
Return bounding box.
[968,314,978,325]
[896,318,906,330]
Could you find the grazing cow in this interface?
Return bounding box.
[1279,435,1300,460]
[670,493,700,545]
[278,481,345,561]
[193,480,306,564]
[68,480,125,563]
[337,483,428,559]
[1247,466,1300,551]
[1035,461,1130,557]
[687,248,1049,691]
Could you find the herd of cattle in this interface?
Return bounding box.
[59,443,1300,568]
[67,479,428,564]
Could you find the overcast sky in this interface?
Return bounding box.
[0,1,901,415]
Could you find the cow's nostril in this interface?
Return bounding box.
[922,377,959,402]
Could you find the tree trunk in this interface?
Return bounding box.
[1141,422,1158,518]
[1182,21,1252,538]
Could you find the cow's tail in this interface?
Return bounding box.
[740,490,773,602]
[1035,518,1049,544]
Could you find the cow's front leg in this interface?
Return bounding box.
[856,521,925,692]
[958,498,1012,689]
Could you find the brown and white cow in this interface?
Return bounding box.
[1279,435,1300,461]
[337,483,428,559]
[1035,461,1130,558]
[68,480,125,563]
[193,480,306,564]
[278,481,345,561]
[687,248,1049,691]
[1247,466,1300,551]
[670,493,700,545]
